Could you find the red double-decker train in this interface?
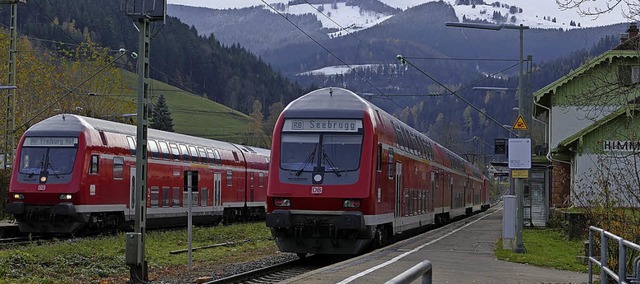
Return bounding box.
[5,114,270,234]
[266,87,490,255]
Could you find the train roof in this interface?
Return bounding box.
[25,114,268,153]
[284,87,373,118]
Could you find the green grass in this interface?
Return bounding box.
[495,227,588,272]
[0,223,277,284]
[120,70,259,145]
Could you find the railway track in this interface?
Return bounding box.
[205,255,349,284]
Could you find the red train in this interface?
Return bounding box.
[266,87,490,255]
[5,114,270,234]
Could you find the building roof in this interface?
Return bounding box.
[533,50,639,110]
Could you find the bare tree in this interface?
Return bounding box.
[556,0,640,21]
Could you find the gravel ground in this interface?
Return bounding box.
[149,252,300,283]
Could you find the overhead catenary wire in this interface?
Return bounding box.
[398,54,518,137]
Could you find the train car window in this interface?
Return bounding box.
[183,171,199,206]
[99,130,108,145]
[232,151,239,162]
[126,136,136,156]
[172,187,180,207]
[179,144,190,161]
[214,149,222,164]
[189,146,199,163]
[377,144,382,172]
[113,157,124,179]
[200,188,208,206]
[259,172,264,187]
[388,149,394,179]
[158,142,170,160]
[150,186,159,207]
[169,143,180,161]
[206,149,216,165]
[90,155,99,174]
[162,186,170,207]
[148,140,160,159]
[197,147,208,164]
[226,170,233,186]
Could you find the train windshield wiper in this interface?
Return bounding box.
[295,144,317,176]
[322,151,342,177]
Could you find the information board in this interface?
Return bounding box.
[508,138,531,169]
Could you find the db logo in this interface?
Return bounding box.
[311,186,323,195]
[37,185,46,191]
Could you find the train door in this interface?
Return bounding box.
[394,162,402,234]
[214,172,222,207]
[249,172,255,202]
[129,167,135,218]
[431,171,436,213]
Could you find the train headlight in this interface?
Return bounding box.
[12,193,24,200]
[59,194,73,200]
[40,176,47,183]
[274,198,291,207]
[343,199,361,208]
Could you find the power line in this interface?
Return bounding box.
[397,55,518,137]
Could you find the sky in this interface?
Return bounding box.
[166,0,630,29]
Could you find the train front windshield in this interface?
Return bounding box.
[280,133,362,174]
[18,137,78,175]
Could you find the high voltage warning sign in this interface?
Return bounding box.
[512,115,529,130]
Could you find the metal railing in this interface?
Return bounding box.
[589,226,640,283]
[385,260,432,284]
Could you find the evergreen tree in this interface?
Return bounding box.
[150,94,174,132]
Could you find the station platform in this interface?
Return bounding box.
[281,205,589,283]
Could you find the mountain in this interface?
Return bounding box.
[168,0,629,32]
[2,0,311,119]
[166,0,631,156]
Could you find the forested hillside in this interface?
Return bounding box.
[3,0,310,116]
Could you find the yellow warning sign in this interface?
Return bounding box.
[512,115,529,130]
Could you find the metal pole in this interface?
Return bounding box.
[132,17,151,283]
[187,172,193,270]
[513,24,527,254]
[4,3,17,170]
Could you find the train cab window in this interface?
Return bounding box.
[232,151,239,162]
[169,143,180,161]
[179,144,190,161]
[90,155,99,174]
[113,157,124,179]
[197,147,208,164]
[158,142,170,160]
[126,136,136,156]
[189,146,199,163]
[149,140,160,159]
[226,170,233,186]
[388,149,394,179]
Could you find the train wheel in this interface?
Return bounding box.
[373,226,387,248]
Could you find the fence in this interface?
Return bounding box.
[589,226,640,283]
